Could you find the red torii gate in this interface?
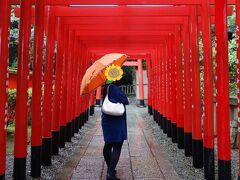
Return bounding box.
[0,1,238,180]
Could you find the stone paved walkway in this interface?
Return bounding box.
[67,105,180,180]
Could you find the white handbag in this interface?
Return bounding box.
[102,85,125,116]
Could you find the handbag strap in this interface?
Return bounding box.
[106,84,111,95]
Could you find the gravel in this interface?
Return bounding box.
[5,101,239,180]
[6,116,99,180]
[139,108,239,180]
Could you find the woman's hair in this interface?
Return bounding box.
[102,84,109,100]
[102,80,121,99]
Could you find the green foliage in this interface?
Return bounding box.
[228,34,237,96]
[119,66,133,85]
[7,88,32,125]
[10,8,19,68]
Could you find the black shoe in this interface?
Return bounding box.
[106,173,120,180]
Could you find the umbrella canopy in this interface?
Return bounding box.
[80,53,128,95]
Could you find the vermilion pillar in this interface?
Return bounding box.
[170,34,177,143]
[66,30,74,142]
[156,50,161,126]
[166,38,172,138]
[0,0,11,179]
[59,25,69,148]
[215,0,231,179]
[201,0,215,179]
[51,18,64,155]
[74,41,82,128]
[71,35,79,135]
[237,1,240,179]
[90,92,95,116]
[189,6,203,168]
[13,0,32,178]
[146,57,153,115]
[31,0,45,177]
[158,48,163,128]
[42,6,56,166]
[163,44,168,134]
[159,48,165,129]
[96,86,102,106]
[151,53,157,122]
[138,59,145,107]
[182,18,193,157]
[175,26,184,149]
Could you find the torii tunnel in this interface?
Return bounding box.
[0,0,240,179]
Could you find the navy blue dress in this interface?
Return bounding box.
[101,84,129,142]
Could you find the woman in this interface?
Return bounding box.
[102,82,129,180]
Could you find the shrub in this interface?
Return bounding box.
[7,88,32,126]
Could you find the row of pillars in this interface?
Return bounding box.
[0,0,98,179]
[146,1,240,180]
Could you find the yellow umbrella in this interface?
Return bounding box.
[80,53,128,95]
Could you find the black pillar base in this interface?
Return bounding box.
[167,120,172,137]
[90,105,94,116]
[158,113,162,127]
[66,122,72,142]
[153,109,157,122]
[218,160,231,180]
[14,158,26,180]
[204,147,215,180]
[42,138,52,166]
[148,105,153,115]
[192,139,203,168]
[84,110,87,124]
[87,109,89,121]
[78,114,82,129]
[184,132,192,157]
[177,127,184,149]
[51,131,59,155]
[74,117,79,133]
[59,126,66,148]
[71,119,75,137]
[139,99,145,107]
[82,111,86,125]
[80,113,84,128]
[171,123,177,143]
[95,99,101,106]
[0,175,5,180]
[156,111,160,125]
[31,146,41,178]
[163,117,167,134]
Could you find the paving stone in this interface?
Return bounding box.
[69,105,181,180]
[131,157,164,178]
[102,164,133,180]
[72,157,104,179]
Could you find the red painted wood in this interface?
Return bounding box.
[14,0,32,158]
[52,18,64,132]
[42,7,56,138]
[137,59,144,101]
[189,7,202,140]
[66,31,74,123]
[215,0,231,161]
[0,0,11,175]
[11,0,236,5]
[182,19,192,134]
[201,0,214,149]
[175,26,184,128]
[31,0,45,146]
[59,26,69,127]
